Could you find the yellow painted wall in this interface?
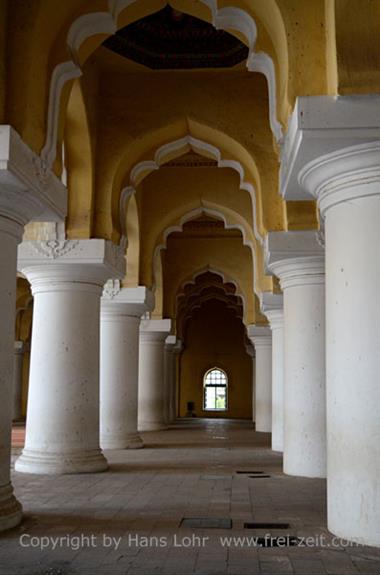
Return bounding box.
[0,0,7,123]
[334,0,380,94]
[15,278,33,419]
[179,299,252,419]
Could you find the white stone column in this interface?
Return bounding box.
[261,293,284,452]
[247,326,272,432]
[13,341,25,422]
[245,342,255,425]
[15,239,125,474]
[0,218,24,530]
[100,285,154,449]
[164,336,176,426]
[266,231,325,478]
[138,319,171,431]
[0,125,66,530]
[170,340,183,423]
[299,140,380,546]
[164,337,183,425]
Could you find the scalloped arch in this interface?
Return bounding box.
[40,0,285,168]
[119,132,264,248]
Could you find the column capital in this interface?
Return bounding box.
[164,336,183,354]
[101,285,154,318]
[14,341,25,354]
[0,125,66,224]
[299,141,380,217]
[245,342,255,357]
[265,231,324,290]
[280,95,380,201]
[165,335,177,352]
[140,319,172,343]
[247,325,272,348]
[173,339,184,355]
[17,239,126,294]
[260,293,284,329]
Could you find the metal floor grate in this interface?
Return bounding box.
[244,522,290,529]
[181,517,232,529]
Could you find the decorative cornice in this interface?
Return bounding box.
[280,95,380,201]
[298,140,380,217]
[0,125,67,224]
[265,231,324,290]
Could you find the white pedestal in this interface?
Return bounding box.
[100,286,154,449]
[15,240,125,474]
[247,325,272,432]
[138,319,171,431]
[266,231,326,478]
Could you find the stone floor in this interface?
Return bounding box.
[2,419,380,574]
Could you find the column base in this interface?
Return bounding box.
[0,483,22,532]
[14,448,108,475]
[284,463,326,479]
[139,422,168,432]
[101,433,144,450]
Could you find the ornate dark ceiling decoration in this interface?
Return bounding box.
[163,152,217,168]
[102,4,249,69]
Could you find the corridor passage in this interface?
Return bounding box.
[2,420,380,574]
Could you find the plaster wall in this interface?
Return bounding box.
[179,299,252,419]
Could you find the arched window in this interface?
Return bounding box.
[203,368,228,411]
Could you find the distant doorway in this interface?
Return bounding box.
[203,368,228,411]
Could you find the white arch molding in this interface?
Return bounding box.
[119,134,264,248]
[151,205,259,300]
[176,269,247,333]
[41,0,283,168]
[177,277,245,319]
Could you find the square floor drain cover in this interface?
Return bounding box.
[236,470,264,474]
[181,517,232,529]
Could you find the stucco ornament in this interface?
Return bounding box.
[31,240,79,259]
[102,279,121,299]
